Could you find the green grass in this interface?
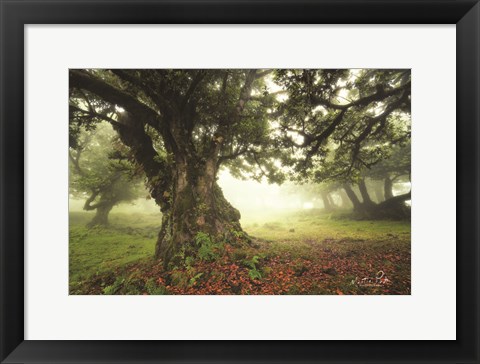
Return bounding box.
[243,208,410,242]
[242,208,410,262]
[69,209,410,295]
[69,211,161,292]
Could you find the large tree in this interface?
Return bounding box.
[70,70,280,265]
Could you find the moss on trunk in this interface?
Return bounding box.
[154,160,248,267]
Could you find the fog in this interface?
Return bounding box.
[69,171,305,219]
[219,172,303,210]
[70,170,411,224]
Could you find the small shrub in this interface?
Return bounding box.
[248,269,262,280]
[198,244,217,261]
[195,232,212,246]
[242,255,261,270]
[196,232,223,261]
[243,255,264,281]
[103,277,124,295]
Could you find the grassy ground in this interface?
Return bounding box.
[69,212,159,290]
[69,209,410,295]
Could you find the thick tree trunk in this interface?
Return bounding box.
[70,71,260,267]
[154,157,245,267]
[384,177,394,200]
[87,203,114,227]
[111,113,247,267]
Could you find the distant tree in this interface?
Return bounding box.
[69,70,283,265]
[282,182,338,211]
[306,183,341,212]
[69,123,143,227]
[367,141,411,200]
[341,142,411,218]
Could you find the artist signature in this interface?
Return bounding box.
[352,270,391,287]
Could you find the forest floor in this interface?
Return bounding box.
[69,209,411,295]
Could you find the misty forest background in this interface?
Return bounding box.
[69,69,411,295]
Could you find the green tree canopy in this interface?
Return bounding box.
[274,69,411,182]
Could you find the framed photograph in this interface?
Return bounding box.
[1,0,478,363]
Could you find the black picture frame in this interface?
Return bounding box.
[1,0,478,363]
